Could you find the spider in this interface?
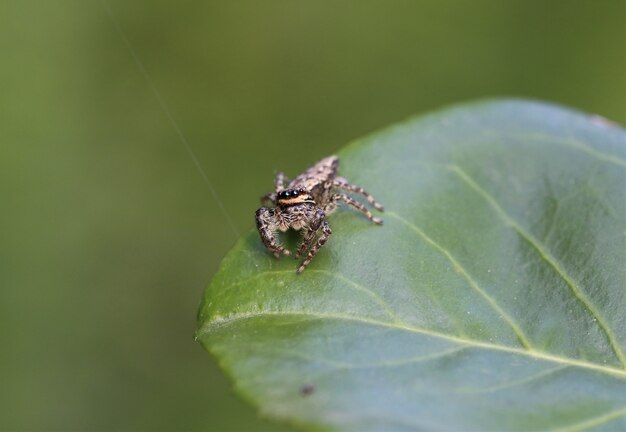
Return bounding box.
[255,155,384,273]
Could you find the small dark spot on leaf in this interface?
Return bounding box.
[300,384,315,396]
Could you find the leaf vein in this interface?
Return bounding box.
[545,406,626,432]
[450,164,626,368]
[258,345,467,371]
[200,311,626,379]
[337,346,468,370]
[456,364,568,394]
[526,133,626,168]
[221,269,399,321]
[386,211,532,350]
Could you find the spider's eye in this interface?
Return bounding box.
[292,190,299,198]
[283,190,291,198]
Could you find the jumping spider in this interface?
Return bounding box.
[255,155,384,273]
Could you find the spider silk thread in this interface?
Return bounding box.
[101,0,240,239]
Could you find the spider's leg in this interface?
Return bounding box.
[255,208,290,257]
[333,178,384,211]
[275,172,287,191]
[333,193,383,225]
[297,221,332,273]
[322,200,338,216]
[296,208,325,259]
[260,192,276,206]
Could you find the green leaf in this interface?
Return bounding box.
[196,100,626,431]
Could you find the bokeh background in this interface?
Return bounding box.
[1,1,624,430]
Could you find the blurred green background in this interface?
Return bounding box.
[0,1,624,430]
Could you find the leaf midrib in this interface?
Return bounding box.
[199,310,626,379]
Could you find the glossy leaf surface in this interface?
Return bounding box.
[197,100,626,431]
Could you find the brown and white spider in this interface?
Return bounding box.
[255,155,384,273]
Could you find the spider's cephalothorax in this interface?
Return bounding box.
[255,155,384,273]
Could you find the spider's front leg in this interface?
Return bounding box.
[297,209,332,273]
[275,172,287,191]
[260,192,276,206]
[255,208,290,258]
[260,172,289,206]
